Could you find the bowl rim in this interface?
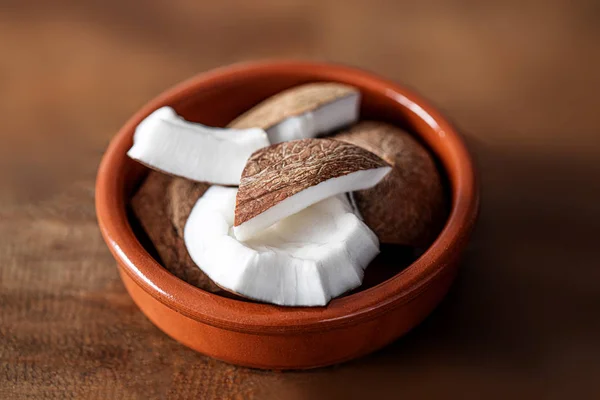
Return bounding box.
[96,60,479,334]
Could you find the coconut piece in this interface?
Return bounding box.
[130,171,222,293]
[184,186,379,306]
[127,106,270,186]
[167,176,209,238]
[233,138,391,241]
[229,83,360,144]
[333,121,448,246]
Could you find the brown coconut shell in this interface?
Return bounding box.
[333,121,448,247]
[235,138,389,227]
[130,171,221,292]
[228,82,358,130]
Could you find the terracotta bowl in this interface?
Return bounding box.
[96,60,479,370]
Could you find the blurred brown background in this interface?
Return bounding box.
[1,0,600,399]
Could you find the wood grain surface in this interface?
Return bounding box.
[1,0,599,398]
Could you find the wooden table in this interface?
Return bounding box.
[2,0,599,398]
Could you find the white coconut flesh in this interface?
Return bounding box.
[127,106,270,186]
[184,186,380,306]
[233,166,390,242]
[266,92,360,144]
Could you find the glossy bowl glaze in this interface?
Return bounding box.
[96,60,479,370]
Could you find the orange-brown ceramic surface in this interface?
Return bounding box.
[95,60,479,369]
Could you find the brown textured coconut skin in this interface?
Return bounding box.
[334,121,447,247]
[166,176,209,238]
[234,138,389,227]
[130,172,221,292]
[228,82,358,130]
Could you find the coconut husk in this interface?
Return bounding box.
[334,121,448,247]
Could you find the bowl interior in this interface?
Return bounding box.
[126,70,448,301]
[99,61,476,331]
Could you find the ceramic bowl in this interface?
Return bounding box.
[96,60,479,370]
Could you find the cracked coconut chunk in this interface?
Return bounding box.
[184,186,380,306]
[127,106,270,186]
[229,83,360,144]
[233,138,391,241]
